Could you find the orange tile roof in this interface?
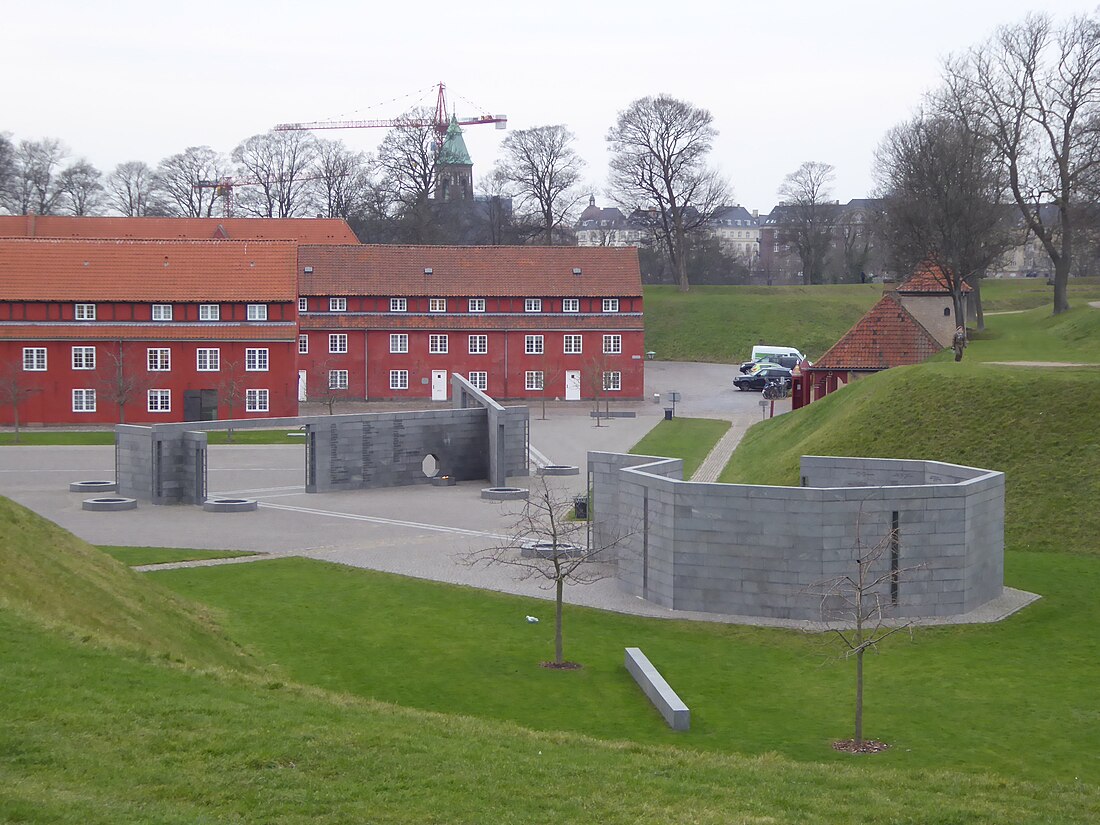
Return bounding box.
[810,294,943,371]
[0,239,299,302]
[297,245,643,298]
[0,323,297,342]
[897,263,972,294]
[300,314,645,331]
[0,215,359,244]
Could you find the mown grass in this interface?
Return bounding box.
[979,275,1100,312]
[967,304,1100,363]
[156,549,1100,785]
[643,284,880,362]
[98,546,259,566]
[629,417,730,477]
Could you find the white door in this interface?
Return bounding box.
[565,370,581,401]
[431,370,448,401]
[298,370,307,402]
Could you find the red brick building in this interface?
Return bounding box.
[0,238,300,425]
[296,245,645,402]
[0,214,359,244]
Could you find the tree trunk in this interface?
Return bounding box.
[1053,255,1071,315]
[555,577,564,664]
[12,405,20,444]
[855,648,864,747]
[971,275,985,332]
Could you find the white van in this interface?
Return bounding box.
[739,345,807,374]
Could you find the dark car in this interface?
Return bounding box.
[733,366,793,391]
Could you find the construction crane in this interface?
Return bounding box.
[273,82,507,143]
[193,173,343,218]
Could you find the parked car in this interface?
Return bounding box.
[738,354,802,373]
[734,366,793,391]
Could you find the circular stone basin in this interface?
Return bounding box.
[480,487,530,501]
[203,498,259,513]
[82,497,137,512]
[538,464,580,476]
[69,480,118,493]
[521,540,586,560]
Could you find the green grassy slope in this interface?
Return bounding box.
[969,304,1100,362]
[979,275,1100,311]
[629,417,730,477]
[720,363,1100,554]
[643,284,880,363]
[0,497,247,669]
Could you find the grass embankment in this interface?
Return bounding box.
[628,417,730,477]
[99,546,259,566]
[643,284,879,363]
[967,303,1100,363]
[979,275,1100,312]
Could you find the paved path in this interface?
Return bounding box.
[691,424,743,482]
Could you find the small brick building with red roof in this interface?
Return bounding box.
[296,245,645,402]
[0,238,300,424]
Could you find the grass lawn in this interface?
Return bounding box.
[98,546,259,566]
[967,304,1100,363]
[643,284,880,363]
[979,275,1100,312]
[628,417,730,478]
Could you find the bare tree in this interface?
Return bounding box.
[217,361,246,442]
[95,344,149,424]
[311,138,374,220]
[2,138,67,215]
[493,125,585,245]
[106,161,160,216]
[777,162,837,285]
[153,146,226,217]
[0,133,14,210]
[875,109,1016,347]
[232,130,318,218]
[607,95,730,291]
[376,110,440,243]
[0,362,41,443]
[809,513,923,753]
[945,11,1100,314]
[464,478,624,667]
[56,160,105,216]
[308,359,351,415]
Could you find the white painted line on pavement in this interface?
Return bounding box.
[258,501,511,541]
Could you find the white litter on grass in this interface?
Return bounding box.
[526,615,540,623]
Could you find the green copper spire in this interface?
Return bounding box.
[437,116,472,166]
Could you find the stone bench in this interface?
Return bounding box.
[624,647,690,731]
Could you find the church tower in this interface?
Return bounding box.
[435,116,473,202]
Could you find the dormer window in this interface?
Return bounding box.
[75,303,96,320]
[603,298,620,313]
[525,298,542,313]
[562,298,579,313]
[390,298,407,312]
[429,298,446,312]
[151,304,173,321]
[330,297,347,312]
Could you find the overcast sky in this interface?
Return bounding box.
[2,1,1094,213]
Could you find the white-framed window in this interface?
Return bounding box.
[147,348,171,371]
[328,369,349,390]
[389,334,408,353]
[525,371,544,391]
[525,335,544,355]
[468,334,487,354]
[562,298,579,313]
[429,298,447,313]
[247,304,268,321]
[22,347,46,371]
[199,303,220,321]
[429,334,449,354]
[329,334,348,354]
[389,370,409,390]
[75,303,96,320]
[603,371,622,392]
[330,297,347,312]
[152,304,173,321]
[603,334,622,354]
[147,389,171,413]
[468,298,485,313]
[524,298,542,313]
[245,388,269,412]
[298,335,309,354]
[602,298,620,313]
[563,334,582,354]
[468,371,487,391]
[298,298,308,313]
[390,298,407,312]
[72,388,96,413]
[196,348,220,371]
[72,346,95,370]
[245,348,269,371]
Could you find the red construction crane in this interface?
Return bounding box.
[272,82,507,142]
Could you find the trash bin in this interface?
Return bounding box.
[664,407,674,420]
[573,495,589,520]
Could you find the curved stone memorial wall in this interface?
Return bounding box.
[588,452,1004,621]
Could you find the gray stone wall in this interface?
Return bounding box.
[589,452,1005,621]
